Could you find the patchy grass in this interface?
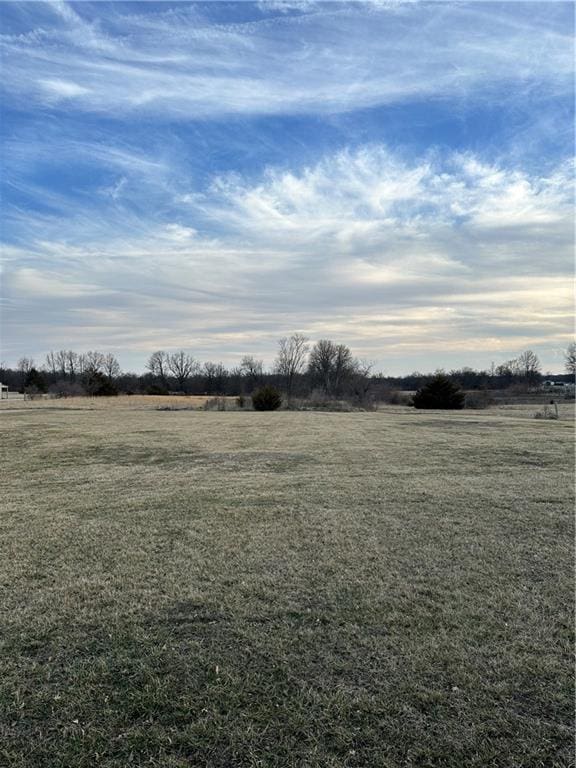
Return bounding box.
[0,407,573,767]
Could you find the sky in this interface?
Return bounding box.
[0,0,574,375]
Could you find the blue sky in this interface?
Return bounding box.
[1,0,573,374]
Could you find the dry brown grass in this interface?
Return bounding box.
[0,406,573,767]
[0,394,233,411]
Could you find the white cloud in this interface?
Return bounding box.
[39,78,91,99]
[9,267,106,298]
[1,2,572,119]
[163,224,198,242]
[2,144,572,371]
[204,147,573,263]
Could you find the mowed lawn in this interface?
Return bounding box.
[0,405,573,767]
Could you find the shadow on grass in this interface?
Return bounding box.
[32,445,314,474]
[2,595,573,768]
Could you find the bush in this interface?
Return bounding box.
[413,374,465,410]
[236,395,246,409]
[252,386,282,411]
[83,371,118,397]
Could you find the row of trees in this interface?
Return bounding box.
[492,350,543,384]
[2,339,574,399]
[144,336,371,401]
[42,350,121,379]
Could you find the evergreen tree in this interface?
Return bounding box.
[413,374,465,410]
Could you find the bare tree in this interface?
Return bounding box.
[65,350,79,379]
[274,333,309,403]
[308,339,338,394]
[308,340,356,395]
[84,350,105,374]
[54,350,67,377]
[239,355,264,392]
[229,365,243,394]
[168,351,198,392]
[203,362,227,395]
[350,359,374,404]
[496,358,520,384]
[103,353,121,380]
[17,357,34,375]
[146,351,169,386]
[565,342,576,375]
[45,351,58,376]
[333,343,355,396]
[517,350,541,382]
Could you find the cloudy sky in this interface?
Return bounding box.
[1,1,573,374]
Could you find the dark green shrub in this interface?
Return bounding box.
[413,374,465,410]
[83,371,118,397]
[252,386,282,411]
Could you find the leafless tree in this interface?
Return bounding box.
[517,350,541,382]
[103,353,121,380]
[146,351,169,386]
[55,350,68,377]
[239,355,264,392]
[350,359,374,403]
[47,349,108,382]
[496,358,520,381]
[565,342,576,375]
[333,343,355,395]
[168,351,198,392]
[17,357,34,375]
[84,350,105,374]
[65,350,79,379]
[308,340,356,395]
[203,362,227,394]
[308,339,337,394]
[274,333,309,402]
[45,351,58,376]
[77,353,87,376]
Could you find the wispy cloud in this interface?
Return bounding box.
[1,2,573,373]
[1,2,572,119]
[2,143,572,370]
[202,147,573,271]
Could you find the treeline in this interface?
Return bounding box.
[2,338,574,401]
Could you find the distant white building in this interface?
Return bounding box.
[0,383,26,400]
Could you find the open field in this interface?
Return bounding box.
[1,393,574,420]
[0,394,227,411]
[0,405,573,767]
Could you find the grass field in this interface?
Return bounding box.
[0,403,573,767]
[0,394,227,411]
